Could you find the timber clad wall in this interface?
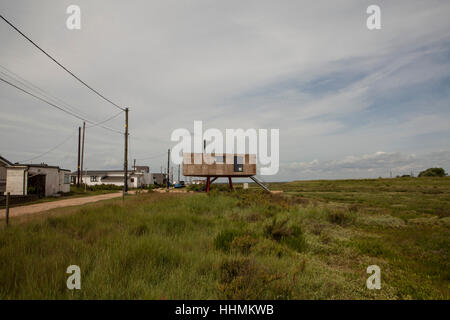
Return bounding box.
[183,153,256,177]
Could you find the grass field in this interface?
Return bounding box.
[0,178,449,299]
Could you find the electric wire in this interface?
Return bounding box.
[0,66,124,130]
[0,14,125,111]
[0,75,123,134]
[0,66,93,121]
[19,131,75,163]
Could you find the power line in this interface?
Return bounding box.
[0,65,124,129]
[0,14,125,111]
[0,75,123,134]
[0,65,93,121]
[19,131,75,163]
[86,110,123,128]
[135,151,167,161]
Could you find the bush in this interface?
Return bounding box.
[73,184,123,192]
[264,218,291,241]
[187,184,205,192]
[230,235,257,255]
[327,209,355,226]
[214,229,242,252]
[418,168,447,177]
[217,257,292,299]
[264,218,306,252]
[282,225,306,252]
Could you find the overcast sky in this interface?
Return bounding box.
[1,0,449,181]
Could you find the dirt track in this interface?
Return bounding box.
[0,192,126,218]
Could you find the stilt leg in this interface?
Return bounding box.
[206,176,211,192]
[228,177,233,190]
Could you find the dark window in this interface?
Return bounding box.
[234,156,244,172]
[215,155,224,163]
[70,176,76,184]
[90,176,98,182]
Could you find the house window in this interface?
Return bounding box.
[90,176,98,182]
[234,156,244,172]
[215,155,225,163]
[130,178,134,183]
[64,174,70,184]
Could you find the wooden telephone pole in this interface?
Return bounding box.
[80,122,86,187]
[167,149,170,188]
[123,107,129,194]
[77,126,81,187]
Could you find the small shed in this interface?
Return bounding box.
[0,156,13,194]
[5,163,71,197]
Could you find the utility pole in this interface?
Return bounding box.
[77,126,81,187]
[167,149,170,189]
[178,164,180,182]
[124,107,129,194]
[80,121,86,188]
[133,159,136,172]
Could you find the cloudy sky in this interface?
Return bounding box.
[1,0,449,181]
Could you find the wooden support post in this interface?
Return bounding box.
[228,177,233,190]
[206,176,211,192]
[5,192,10,226]
[80,121,85,188]
[77,126,81,187]
[124,107,129,193]
[167,149,170,189]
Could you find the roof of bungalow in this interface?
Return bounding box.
[7,162,70,172]
[70,169,137,176]
[0,155,13,166]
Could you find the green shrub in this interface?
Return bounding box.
[132,224,149,236]
[187,184,205,192]
[264,218,306,252]
[214,229,242,252]
[230,235,257,255]
[264,218,291,241]
[327,209,355,226]
[355,239,391,257]
[282,225,306,252]
[217,257,292,299]
[418,168,447,177]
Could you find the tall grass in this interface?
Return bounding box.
[0,181,448,299]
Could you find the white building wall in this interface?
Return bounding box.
[28,167,59,196]
[75,172,153,188]
[59,171,71,193]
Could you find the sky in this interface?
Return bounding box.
[0,0,449,181]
